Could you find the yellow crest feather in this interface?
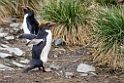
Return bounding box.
[27,6,34,11]
[39,21,49,26]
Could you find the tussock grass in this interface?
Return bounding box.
[0,0,43,23]
[92,5,124,69]
[40,0,92,46]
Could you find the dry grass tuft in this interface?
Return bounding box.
[40,0,93,46]
[92,5,124,69]
[93,42,124,69]
[0,0,43,23]
[51,24,92,46]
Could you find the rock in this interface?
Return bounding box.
[5,17,16,22]
[4,36,14,40]
[10,27,20,34]
[53,38,63,46]
[0,45,24,56]
[54,71,63,77]
[4,76,11,78]
[86,51,92,55]
[12,60,26,68]
[20,24,23,30]
[89,72,97,75]
[54,70,64,77]
[54,48,66,54]
[65,72,74,78]
[59,70,64,75]
[10,23,20,28]
[0,28,3,32]
[1,44,9,48]
[0,64,13,70]
[49,64,61,70]
[0,33,8,37]
[13,27,20,32]
[53,54,58,58]
[20,58,30,64]
[6,47,24,56]
[0,47,6,50]
[77,63,95,73]
[80,73,88,76]
[0,53,12,58]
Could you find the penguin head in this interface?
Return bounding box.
[21,6,34,14]
[39,21,56,30]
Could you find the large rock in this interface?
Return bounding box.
[4,36,14,40]
[65,72,74,78]
[77,63,95,73]
[0,64,13,70]
[0,28,3,32]
[10,23,20,28]
[20,58,30,64]
[0,33,8,37]
[0,53,12,58]
[0,44,24,56]
[49,64,61,70]
[53,38,63,46]
[9,23,22,35]
[0,28,8,37]
[12,60,26,68]
[5,17,16,22]
[6,47,23,56]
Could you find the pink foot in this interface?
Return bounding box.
[44,68,52,72]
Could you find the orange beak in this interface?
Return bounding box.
[118,0,123,3]
[20,6,26,9]
[49,22,56,27]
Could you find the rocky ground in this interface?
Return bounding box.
[0,20,124,83]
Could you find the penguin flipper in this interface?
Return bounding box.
[34,20,39,35]
[19,34,36,40]
[26,39,44,46]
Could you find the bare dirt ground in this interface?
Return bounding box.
[0,23,124,83]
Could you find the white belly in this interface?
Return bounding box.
[40,30,52,63]
[22,14,30,42]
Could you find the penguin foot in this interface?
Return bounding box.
[43,68,52,72]
[22,70,28,73]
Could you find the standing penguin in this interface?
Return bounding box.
[21,6,39,35]
[19,21,56,73]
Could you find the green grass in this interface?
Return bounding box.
[41,0,82,28]
[0,0,43,23]
[92,5,124,68]
[40,0,92,45]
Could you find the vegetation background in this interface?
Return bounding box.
[0,0,124,70]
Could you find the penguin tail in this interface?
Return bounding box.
[19,34,37,40]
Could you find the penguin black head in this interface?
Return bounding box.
[21,6,34,14]
[39,21,56,30]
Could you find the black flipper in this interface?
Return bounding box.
[34,20,39,35]
[26,39,44,46]
[28,23,34,34]
[19,34,37,40]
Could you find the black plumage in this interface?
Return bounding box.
[21,6,39,35]
[19,22,56,73]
